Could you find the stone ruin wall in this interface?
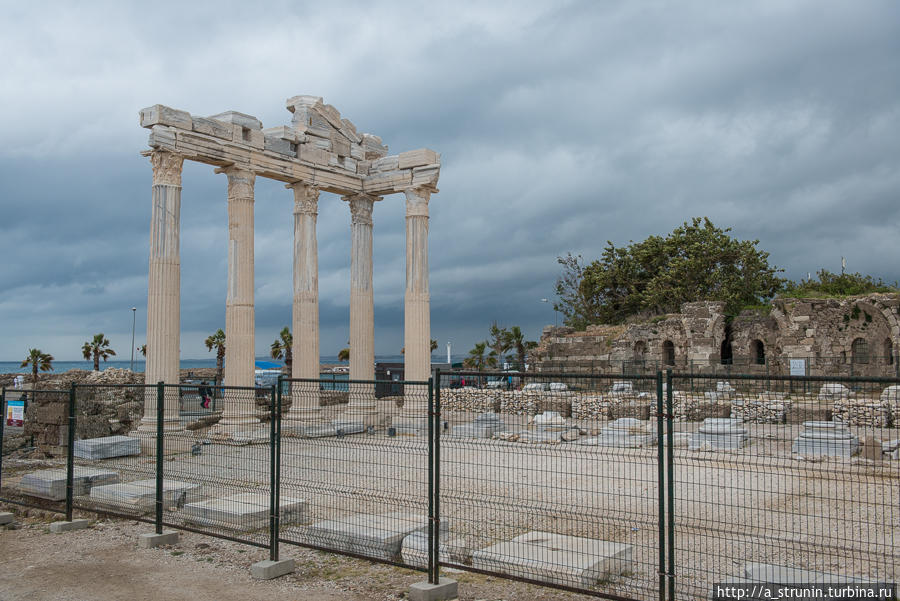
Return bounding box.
[532,294,900,378]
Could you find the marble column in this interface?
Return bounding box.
[287,181,322,423]
[217,166,257,431]
[343,193,380,425]
[140,150,184,432]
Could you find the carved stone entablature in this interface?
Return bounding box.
[150,151,183,186]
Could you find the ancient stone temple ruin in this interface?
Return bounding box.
[138,96,440,434]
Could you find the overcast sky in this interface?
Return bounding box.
[1,1,899,361]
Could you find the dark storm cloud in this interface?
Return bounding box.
[1,1,899,360]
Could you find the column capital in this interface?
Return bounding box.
[150,151,183,186]
[289,181,320,215]
[403,186,435,217]
[343,193,381,225]
[217,165,255,199]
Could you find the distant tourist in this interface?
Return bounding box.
[199,383,212,409]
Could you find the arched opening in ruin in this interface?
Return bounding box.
[884,338,893,365]
[851,338,869,364]
[751,339,765,365]
[720,322,733,365]
[662,340,675,366]
[633,341,646,362]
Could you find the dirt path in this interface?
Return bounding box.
[0,509,593,601]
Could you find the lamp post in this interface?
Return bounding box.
[130,307,137,372]
[541,298,558,328]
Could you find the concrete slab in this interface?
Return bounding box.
[138,530,180,548]
[183,493,307,531]
[73,435,141,459]
[471,531,632,588]
[409,578,458,601]
[302,511,444,562]
[0,512,14,525]
[401,530,469,567]
[18,466,120,500]
[89,479,199,511]
[251,558,295,580]
[49,519,90,533]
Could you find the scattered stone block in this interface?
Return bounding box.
[138,530,180,548]
[89,479,199,511]
[331,419,366,436]
[450,412,505,439]
[251,558,295,580]
[472,531,632,588]
[302,512,444,562]
[533,411,568,431]
[818,384,851,401]
[860,436,884,461]
[0,512,13,525]
[19,466,120,500]
[74,435,141,459]
[401,530,468,567]
[183,493,307,531]
[578,418,655,447]
[49,519,90,533]
[792,421,859,458]
[689,418,749,451]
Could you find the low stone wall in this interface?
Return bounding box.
[731,394,791,424]
[833,398,892,427]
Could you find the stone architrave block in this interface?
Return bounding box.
[140,105,192,130]
[411,166,440,187]
[183,493,307,531]
[399,149,438,169]
[370,156,400,172]
[401,531,469,567]
[74,435,141,459]
[19,467,120,500]
[208,111,262,130]
[299,146,332,166]
[191,116,234,140]
[89,479,199,511]
[301,512,445,562]
[364,169,412,190]
[263,134,295,157]
[350,144,366,160]
[147,125,177,151]
[471,531,632,588]
[331,134,351,157]
[263,125,302,142]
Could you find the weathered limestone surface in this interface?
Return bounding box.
[301,512,442,562]
[792,421,860,458]
[689,418,749,451]
[833,397,891,427]
[19,467,120,500]
[183,493,307,531]
[73,435,141,459]
[89,479,200,511]
[401,530,468,567]
[471,531,633,588]
[578,418,655,447]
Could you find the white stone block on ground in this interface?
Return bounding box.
[577,418,655,447]
[183,493,307,531]
[18,467,120,500]
[689,418,749,451]
[450,413,505,439]
[331,419,366,436]
[472,531,632,588]
[792,421,859,458]
[743,562,875,584]
[301,512,444,562]
[74,435,141,459]
[89,479,199,511]
[401,530,469,567]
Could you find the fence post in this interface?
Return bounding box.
[65,383,77,522]
[0,388,5,495]
[155,381,164,535]
[666,369,675,600]
[433,368,443,583]
[655,371,665,601]
[427,372,435,584]
[269,383,279,561]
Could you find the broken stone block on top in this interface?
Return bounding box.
[301,512,445,562]
[89,479,199,511]
[183,492,307,531]
[74,435,141,459]
[19,466,120,500]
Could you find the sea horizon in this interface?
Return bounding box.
[0,354,466,375]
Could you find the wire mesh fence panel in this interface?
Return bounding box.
[668,373,900,600]
[277,377,432,571]
[439,371,664,600]
[0,388,74,515]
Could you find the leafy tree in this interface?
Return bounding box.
[504,326,538,371]
[204,329,226,384]
[337,348,350,362]
[463,341,490,370]
[270,327,293,371]
[487,322,510,367]
[556,218,783,325]
[82,333,116,371]
[21,348,54,385]
[781,269,899,298]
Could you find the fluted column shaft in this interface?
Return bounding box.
[345,194,379,420]
[288,181,321,420]
[141,151,183,431]
[220,166,256,428]
[403,187,433,384]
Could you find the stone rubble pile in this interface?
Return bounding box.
[731,393,791,423]
[440,389,502,413]
[832,397,891,427]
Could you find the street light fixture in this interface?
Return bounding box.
[130,307,137,372]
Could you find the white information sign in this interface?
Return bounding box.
[789,359,806,377]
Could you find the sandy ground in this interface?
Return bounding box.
[0,509,597,601]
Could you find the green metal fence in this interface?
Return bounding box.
[2,373,899,601]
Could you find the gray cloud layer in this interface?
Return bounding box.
[1,1,898,360]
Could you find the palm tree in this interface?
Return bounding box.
[21,348,54,385]
[337,347,350,362]
[270,327,293,371]
[463,341,489,370]
[82,333,116,371]
[205,329,226,384]
[138,344,146,357]
[488,322,509,369]
[505,326,537,371]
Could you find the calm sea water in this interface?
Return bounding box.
[0,354,461,375]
